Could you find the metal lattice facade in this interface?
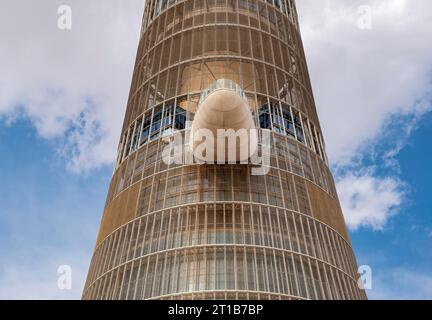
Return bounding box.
[82,0,367,300]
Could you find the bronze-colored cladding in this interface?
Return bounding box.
[307,181,351,242]
[83,0,366,300]
[95,182,140,247]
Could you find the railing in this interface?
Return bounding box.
[198,79,248,109]
[143,0,298,30]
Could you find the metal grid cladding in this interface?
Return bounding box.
[82,0,367,300]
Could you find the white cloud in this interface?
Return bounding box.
[0,0,431,168]
[297,0,432,165]
[0,0,145,172]
[0,1,430,227]
[0,253,89,300]
[297,0,432,230]
[370,268,432,300]
[337,171,404,230]
[0,0,430,302]
[1,0,430,172]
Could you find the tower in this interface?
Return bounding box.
[83,0,367,300]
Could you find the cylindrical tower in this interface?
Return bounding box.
[83,0,367,300]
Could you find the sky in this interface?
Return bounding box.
[0,0,431,300]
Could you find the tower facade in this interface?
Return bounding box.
[83,0,366,300]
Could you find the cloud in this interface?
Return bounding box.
[297,0,432,165]
[0,1,430,229]
[337,171,405,230]
[0,0,430,301]
[297,0,432,230]
[0,0,430,173]
[370,268,432,300]
[0,1,427,239]
[0,252,89,300]
[0,0,145,172]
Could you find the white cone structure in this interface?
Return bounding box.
[190,80,258,163]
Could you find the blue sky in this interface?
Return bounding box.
[0,119,109,299]
[0,0,431,299]
[352,112,432,299]
[1,106,431,299]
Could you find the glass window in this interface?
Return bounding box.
[246,250,256,291]
[150,105,163,141]
[226,248,235,290]
[311,125,322,157]
[270,101,283,134]
[256,250,267,292]
[282,104,295,138]
[117,132,127,165]
[161,101,175,137]
[259,101,271,130]
[123,126,133,159]
[236,249,246,290]
[140,112,152,146]
[131,117,143,152]
[215,250,225,290]
[174,101,186,131]
[294,112,305,144]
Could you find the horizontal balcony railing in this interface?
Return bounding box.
[198,79,248,112]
